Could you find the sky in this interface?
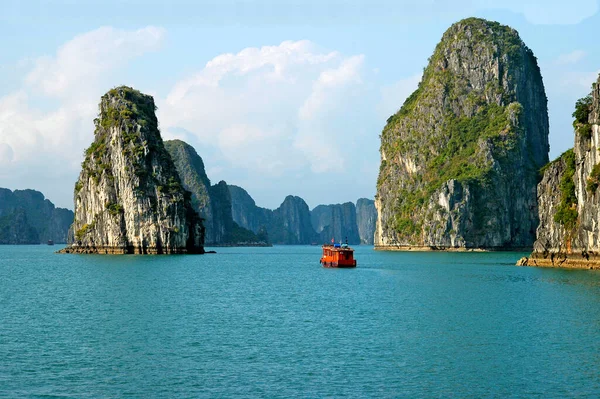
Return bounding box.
[0,0,599,211]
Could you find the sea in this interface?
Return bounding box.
[1,245,600,398]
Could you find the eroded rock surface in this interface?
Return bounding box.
[521,75,600,268]
[375,18,549,250]
[61,87,204,254]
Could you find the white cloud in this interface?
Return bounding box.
[0,32,381,210]
[26,26,165,99]
[299,55,364,121]
[554,50,587,65]
[0,26,165,208]
[160,41,369,177]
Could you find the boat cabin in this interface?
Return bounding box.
[320,242,356,268]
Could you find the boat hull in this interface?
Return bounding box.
[320,259,357,268]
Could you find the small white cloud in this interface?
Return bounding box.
[554,50,587,65]
[26,26,165,99]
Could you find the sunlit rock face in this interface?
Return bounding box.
[62,86,204,254]
[521,74,600,268]
[375,18,549,250]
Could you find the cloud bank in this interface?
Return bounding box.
[158,41,380,208]
[0,26,165,207]
[0,32,381,209]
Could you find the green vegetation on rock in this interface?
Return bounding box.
[376,17,549,247]
[105,202,124,216]
[380,19,526,238]
[573,94,593,138]
[553,149,578,229]
[78,86,164,194]
[586,163,600,193]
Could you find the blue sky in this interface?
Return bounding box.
[1,0,599,210]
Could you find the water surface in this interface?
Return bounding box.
[1,245,600,398]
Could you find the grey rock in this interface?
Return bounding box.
[62,86,204,254]
[311,202,360,245]
[270,196,318,245]
[356,198,377,245]
[375,18,548,250]
[528,74,600,267]
[229,185,272,234]
[165,140,265,246]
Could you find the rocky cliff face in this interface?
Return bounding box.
[61,86,204,254]
[229,185,376,245]
[311,202,361,244]
[375,18,549,250]
[0,188,73,244]
[228,187,319,244]
[165,140,266,246]
[229,185,272,234]
[356,198,377,245]
[520,75,600,268]
[0,208,39,244]
[270,196,318,245]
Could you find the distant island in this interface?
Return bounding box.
[0,188,73,244]
[165,139,270,247]
[229,185,376,245]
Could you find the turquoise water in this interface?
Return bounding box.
[1,245,600,398]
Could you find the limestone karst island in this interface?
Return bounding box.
[375,18,549,251]
[59,87,205,254]
[519,74,600,268]
[52,87,376,253]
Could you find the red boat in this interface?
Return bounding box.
[320,242,357,268]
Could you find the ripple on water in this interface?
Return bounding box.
[1,245,600,397]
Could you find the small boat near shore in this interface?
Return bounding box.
[320,240,356,268]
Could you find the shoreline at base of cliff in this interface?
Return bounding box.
[206,242,272,247]
[517,254,600,269]
[375,245,533,252]
[58,245,205,255]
